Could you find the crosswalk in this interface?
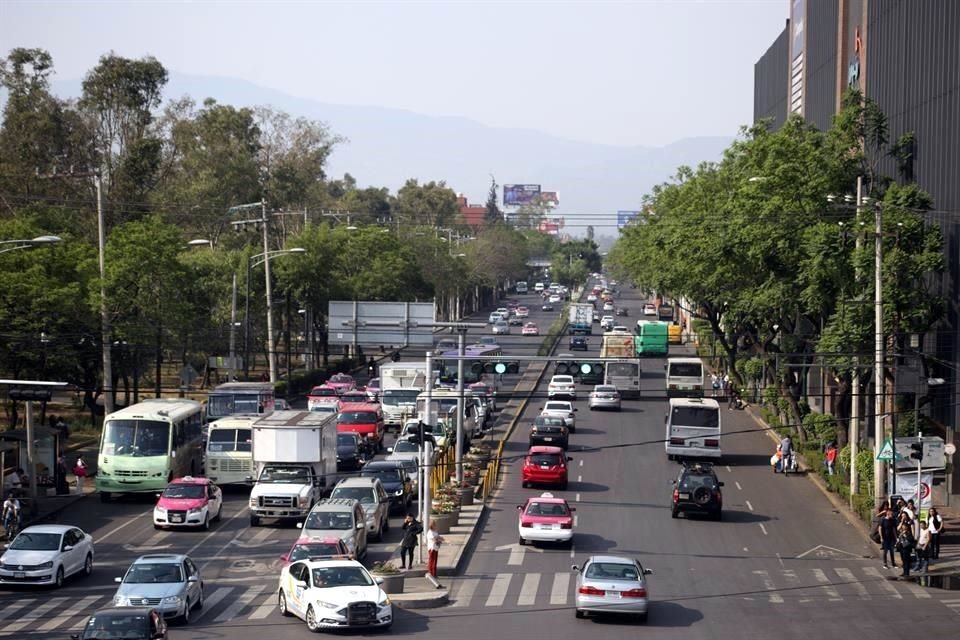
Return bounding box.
[447,566,960,610]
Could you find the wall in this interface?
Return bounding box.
[754,22,791,129]
[803,0,840,130]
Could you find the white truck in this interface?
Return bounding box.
[247,410,337,527]
[379,361,428,429]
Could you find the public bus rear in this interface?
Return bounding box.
[665,398,722,459]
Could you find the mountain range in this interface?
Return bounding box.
[47,71,733,238]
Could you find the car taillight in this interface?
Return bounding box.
[578,586,605,596]
[521,521,533,528]
[705,439,719,447]
[621,588,647,598]
[670,437,685,445]
[672,489,679,501]
[560,521,572,529]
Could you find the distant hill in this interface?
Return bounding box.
[48,72,732,235]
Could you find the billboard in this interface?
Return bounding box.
[504,184,541,206]
[328,301,436,348]
[540,191,560,205]
[617,211,641,229]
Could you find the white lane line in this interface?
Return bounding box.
[575,493,581,502]
[550,572,570,605]
[141,531,168,547]
[485,573,512,607]
[862,566,903,599]
[97,509,150,542]
[752,570,784,604]
[735,481,743,491]
[192,587,233,620]
[577,475,582,483]
[0,600,61,635]
[835,567,870,599]
[725,465,732,473]
[746,500,754,512]
[449,578,480,608]
[776,553,784,568]
[759,523,768,535]
[518,573,541,606]
[35,595,102,632]
[215,584,267,622]
[573,515,579,527]
[569,543,576,559]
[248,591,277,620]
[781,569,802,601]
[897,575,931,599]
[579,459,583,467]
[0,599,35,621]
[812,568,842,601]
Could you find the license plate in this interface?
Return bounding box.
[170,515,183,523]
[679,493,690,499]
[605,592,622,599]
[14,572,25,579]
[543,437,553,442]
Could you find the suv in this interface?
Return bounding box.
[671,463,724,520]
[330,477,390,541]
[301,499,369,559]
[361,461,413,515]
[76,608,167,640]
[547,375,576,400]
[569,336,588,351]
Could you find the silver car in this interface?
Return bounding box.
[572,555,653,621]
[113,554,204,624]
[492,320,510,335]
[588,385,622,411]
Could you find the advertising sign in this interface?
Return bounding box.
[504,184,542,206]
[328,301,436,347]
[894,472,934,509]
[540,191,560,205]
[617,211,640,229]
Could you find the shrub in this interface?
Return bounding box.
[371,561,401,574]
[802,412,837,445]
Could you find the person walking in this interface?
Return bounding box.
[896,520,916,577]
[73,455,88,496]
[399,514,422,570]
[928,507,944,559]
[426,520,444,585]
[824,441,837,476]
[879,508,898,569]
[913,520,931,573]
[55,454,70,495]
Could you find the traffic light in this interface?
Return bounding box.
[555,360,577,375]
[470,361,484,375]
[909,442,924,462]
[483,361,520,375]
[554,361,603,377]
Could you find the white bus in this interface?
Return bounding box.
[665,397,722,460]
[665,357,705,398]
[516,281,529,294]
[416,389,478,437]
[205,416,257,485]
[602,358,641,399]
[97,399,204,501]
[206,382,275,422]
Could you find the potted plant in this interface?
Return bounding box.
[431,498,458,533]
[370,561,404,593]
[449,478,475,507]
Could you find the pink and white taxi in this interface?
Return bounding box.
[153,476,223,530]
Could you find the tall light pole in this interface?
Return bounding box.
[95,175,114,415]
[244,248,305,381]
[872,192,885,505]
[0,235,62,255]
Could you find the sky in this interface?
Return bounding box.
[1,0,789,148]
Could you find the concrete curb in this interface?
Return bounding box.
[390,589,450,609]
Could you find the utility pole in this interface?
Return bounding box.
[455,329,466,485]
[850,177,863,500]
[873,185,885,505]
[228,274,237,380]
[261,200,278,384]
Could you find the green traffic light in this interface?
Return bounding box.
[580,363,593,374]
[495,362,507,374]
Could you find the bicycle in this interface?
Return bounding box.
[2,510,21,541]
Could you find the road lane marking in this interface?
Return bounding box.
[575,493,581,502]
[0,600,61,635]
[449,578,480,608]
[215,584,267,622]
[834,567,869,599]
[861,566,902,599]
[573,515,578,527]
[248,591,277,619]
[192,587,233,620]
[0,598,36,622]
[745,500,754,511]
[776,553,784,567]
[518,573,541,605]
[569,543,576,558]
[781,569,802,601]
[97,509,150,543]
[752,570,783,603]
[725,465,732,473]
[579,460,583,467]
[550,572,570,605]
[735,481,743,491]
[485,574,511,607]
[811,568,842,601]
[577,475,582,483]
[35,595,101,632]
[759,523,768,535]
[895,575,931,599]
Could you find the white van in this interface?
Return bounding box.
[665,398,721,460]
[534,282,545,293]
[205,416,256,484]
[665,357,705,398]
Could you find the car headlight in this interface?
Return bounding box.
[113,596,129,606]
[394,489,404,496]
[316,599,339,609]
[188,506,204,515]
[38,561,54,569]
[249,497,257,507]
[155,506,167,515]
[162,595,182,605]
[378,594,391,606]
[366,514,376,523]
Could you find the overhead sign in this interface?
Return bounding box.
[503,184,541,207]
[893,436,946,471]
[617,211,640,229]
[328,301,436,348]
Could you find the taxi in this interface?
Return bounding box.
[521,445,572,489]
[277,558,392,630]
[280,537,352,566]
[326,373,356,395]
[517,492,575,546]
[153,477,222,530]
[521,322,539,336]
[307,385,340,411]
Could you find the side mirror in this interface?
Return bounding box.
[516,505,523,511]
[671,479,677,485]
[245,476,254,483]
[567,456,573,461]
[296,580,308,589]
[280,554,289,563]
[663,363,668,370]
[296,522,303,529]
[570,507,576,512]
[374,576,384,585]
[573,408,578,412]
[155,493,162,499]
[71,635,80,640]
[386,447,393,454]
[187,575,199,583]
[570,564,580,572]
[356,523,365,530]
[62,545,74,552]
[114,577,123,583]
[643,568,654,575]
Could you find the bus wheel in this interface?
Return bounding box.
[100,492,111,503]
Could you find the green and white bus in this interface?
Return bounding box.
[97,399,205,501]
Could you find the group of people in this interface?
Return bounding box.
[399,514,445,587]
[875,498,945,577]
[711,372,746,409]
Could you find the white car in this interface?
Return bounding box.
[549,294,562,303]
[600,315,615,331]
[586,293,598,302]
[488,311,506,324]
[643,303,657,316]
[493,320,510,335]
[277,558,392,630]
[542,400,577,432]
[602,302,615,312]
[611,325,631,335]
[588,385,622,411]
[0,525,94,588]
[547,375,576,400]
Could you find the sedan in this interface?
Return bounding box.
[113,554,203,624]
[277,559,392,630]
[643,303,657,316]
[516,306,529,318]
[572,555,653,621]
[542,400,577,432]
[280,536,352,566]
[588,385,622,411]
[547,375,577,400]
[76,608,167,640]
[529,415,569,449]
[549,294,562,303]
[517,492,575,545]
[541,302,555,312]
[522,322,540,336]
[492,320,510,335]
[0,525,94,588]
[569,336,588,351]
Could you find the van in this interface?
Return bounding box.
[534,282,545,293]
[665,357,705,397]
[336,402,385,451]
[300,498,369,559]
[329,477,391,541]
[665,398,722,460]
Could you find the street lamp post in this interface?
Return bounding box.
[0,235,62,255]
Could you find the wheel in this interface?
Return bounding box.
[83,554,93,577]
[518,536,526,546]
[153,523,162,530]
[250,514,260,527]
[671,507,679,519]
[215,503,223,523]
[54,566,64,588]
[100,492,111,503]
[278,590,292,617]
[575,610,585,619]
[383,517,390,533]
[305,605,320,632]
[195,587,204,610]
[180,598,191,625]
[202,514,210,531]
[372,525,381,542]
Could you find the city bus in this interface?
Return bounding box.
[635,320,669,357]
[665,397,722,460]
[665,357,705,398]
[97,399,205,501]
[602,358,641,399]
[205,416,257,485]
[205,382,275,422]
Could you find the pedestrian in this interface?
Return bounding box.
[426,520,444,584]
[711,374,721,398]
[399,514,423,570]
[824,442,837,476]
[901,499,916,525]
[896,520,916,577]
[73,455,88,496]
[55,454,70,495]
[879,508,898,569]
[727,386,737,410]
[913,520,931,573]
[928,507,944,559]
[367,356,377,380]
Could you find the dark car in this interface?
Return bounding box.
[542,302,554,311]
[671,463,723,520]
[569,336,589,351]
[529,415,569,449]
[361,460,413,514]
[74,607,167,640]
[336,432,365,472]
[616,307,628,317]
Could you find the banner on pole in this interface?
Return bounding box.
[894,472,933,508]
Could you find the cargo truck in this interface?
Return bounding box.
[379,361,428,429]
[568,303,594,335]
[635,320,669,356]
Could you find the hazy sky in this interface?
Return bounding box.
[2,0,788,147]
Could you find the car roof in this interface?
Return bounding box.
[313,498,361,511]
[170,475,210,485]
[294,536,345,545]
[297,558,366,569]
[528,445,565,454]
[88,607,156,616]
[363,460,405,470]
[593,385,617,391]
[133,553,188,564]
[586,554,638,565]
[337,402,380,411]
[335,476,381,488]
[525,492,568,505]
[551,375,573,380]
[669,397,719,408]
[20,524,75,534]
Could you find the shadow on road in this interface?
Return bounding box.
[721,453,775,467]
[569,532,618,553]
[572,481,610,493]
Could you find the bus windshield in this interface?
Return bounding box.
[670,362,703,378]
[102,420,169,456]
[207,428,252,453]
[671,407,719,429]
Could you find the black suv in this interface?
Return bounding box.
[569,336,589,351]
[671,463,723,520]
[361,460,413,515]
[337,432,365,472]
[529,415,570,449]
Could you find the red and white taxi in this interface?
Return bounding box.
[307,385,340,411]
[515,306,529,319]
[279,536,352,566]
[521,322,539,336]
[521,445,572,490]
[153,476,222,530]
[517,492,575,546]
[326,373,356,395]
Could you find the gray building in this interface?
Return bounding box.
[754,0,960,499]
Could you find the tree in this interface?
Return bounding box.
[484,176,502,225]
[395,179,459,228]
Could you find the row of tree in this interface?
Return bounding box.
[607,89,945,446]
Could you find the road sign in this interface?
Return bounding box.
[876,439,895,461]
[894,436,946,470]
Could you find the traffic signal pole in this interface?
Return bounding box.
[455,330,466,485]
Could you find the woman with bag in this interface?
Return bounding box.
[896,521,916,577]
[73,455,88,496]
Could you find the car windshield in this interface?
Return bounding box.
[162,484,205,499]
[679,473,718,490]
[525,501,569,516]
[552,377,573,385]
[545,403,570,412]
[595,386,617,393]
[337,434,358,447]
[102,420,169,457]
[329,374,353,384]
[535,416,564,427]
[393,441,418,453]
[290,543,343,562]
[338,412,378,424]
[10,532,61,551]
[607,363,639,377]
[381,390,418,406]
[259,466,310,484]
[362,468,402,484]
[669,362,703,377]
[310,388,336,397]
[81,613,149,640]
[331,487,376,504]
[585,562,639,581]
[124,563,184,584]
[367,378,380,388]
[341,394,367,403]
[312,566,373,588]
[207,427,252,453]
[529,453,562,466]
[305,511,353,530]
